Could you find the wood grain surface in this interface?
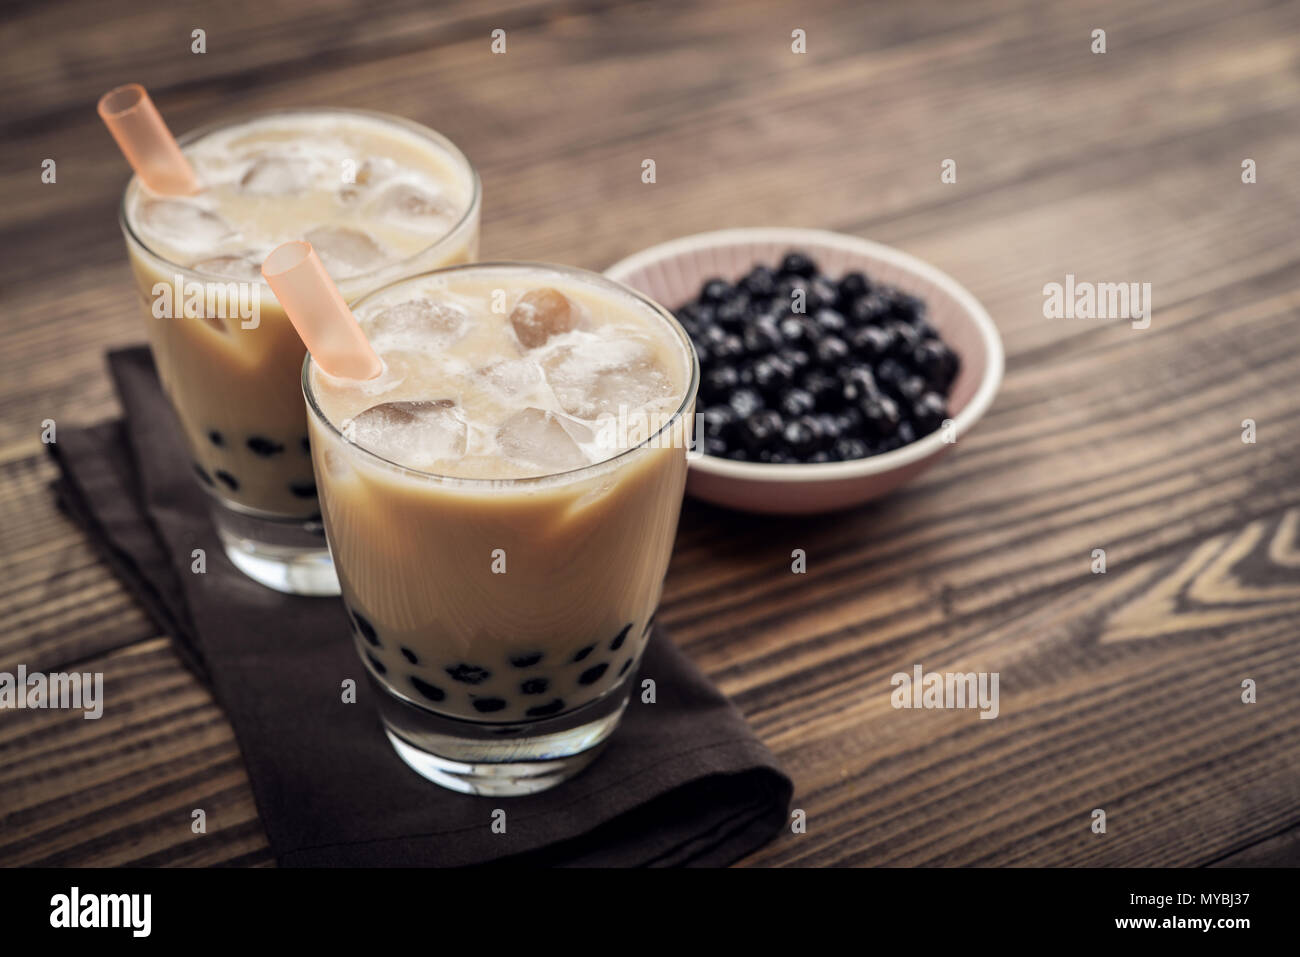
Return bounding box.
[2,0,1298,866]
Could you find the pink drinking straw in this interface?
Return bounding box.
[97,84,200,195]
[262,242,384,380]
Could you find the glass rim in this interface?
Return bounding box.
[118,106,482,288]
[301,261,701,489]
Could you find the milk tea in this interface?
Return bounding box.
[307,265,697,725]
[122,110,479,519]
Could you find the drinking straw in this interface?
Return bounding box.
[262,242,384,380]
[97,84,200,195]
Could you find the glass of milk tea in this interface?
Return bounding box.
[118,109,480,595]
[304,263,699,795]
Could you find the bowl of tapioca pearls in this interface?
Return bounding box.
[606,228,1004,515]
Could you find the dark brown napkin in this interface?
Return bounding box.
[47,347,792,867]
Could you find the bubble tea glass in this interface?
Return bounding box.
[303,263,699,794]
[116,107,481,595]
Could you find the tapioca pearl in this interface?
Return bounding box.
[289,480,316,498]
[472,696,508,714]
[247,436,285,456]
[520,677,548,695]
[351,610,380,647]
[578,662,609,685]
[193,463,215,487]
[510,652,543,668]
[366,653,387,675]
[618,658,633,677]
[572,644,595,663]
[446,663,491,685]
[301,436,311,455]
[215,470,239,491]
[526,699,565,718]
[208,429,224,447]
[400,647,419,665]
[610,623,631,651]
[409,675,446,703]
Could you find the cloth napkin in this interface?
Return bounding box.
[47,347,792,867]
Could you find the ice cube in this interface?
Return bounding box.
[510,288,580,349]
[542,337,674,419]
[367,298,469,349]
[191,254,261,281]
[340,158,397,204]
[476,358,543,396]
[496,408,593,474]
[354,158,396,187]
[138,199,232,247]
[320,447,354,481]
[240,155,314,194]
[306,226,388,279]
[372,182,456,230]
[345,399,467,467]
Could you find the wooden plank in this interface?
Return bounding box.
[0,640,270,866]
[2,0,1298,450]
[0,0,1297,865]
[1209,822,1300,868]
[0,453,157,673]
[0,0,580,126]
[3,505,1295,866]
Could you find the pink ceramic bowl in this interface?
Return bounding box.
[605,228,1004,514]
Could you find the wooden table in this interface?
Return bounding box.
[2,0,1298,867]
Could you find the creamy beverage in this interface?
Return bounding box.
[304,263,698,793]
[118,109,480,594]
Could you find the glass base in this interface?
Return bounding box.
[371,670,633,796]
[210,501,339,596]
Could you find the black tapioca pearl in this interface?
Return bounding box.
[214,470,239,491]
[208,429,224,447]
[366,653,387,675]
[193,463,214,487]
[526,699,566,718]
[289,480,316,498]
[780,251,817,279]
[409,675,446,703]
[301,436,311,455]
[618,658,633,677]
[510,652,543,668]
[579,662,609,686]
[352,611,380,647]
[472,697,507,714]
[246,436,285,456]
[400,647,419,665]
[610,623,631,651]
[520,677,548,695]
[446,663,491,685]
[571,644,595,663]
